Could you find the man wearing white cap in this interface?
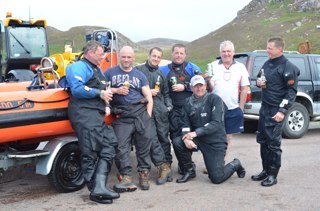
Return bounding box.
[172,75,246,184]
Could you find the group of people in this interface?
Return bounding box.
[65,37,300,204]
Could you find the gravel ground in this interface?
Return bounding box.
[1,130,320,210]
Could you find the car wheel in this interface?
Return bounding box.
[48,143,84,193]
[282,102,309,139]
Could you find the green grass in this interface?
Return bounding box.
[261,12,318,27]
[134,50,210,71]
[134,51,148,64]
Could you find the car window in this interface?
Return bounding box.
[312,56,320,80]
[252,56,268,79]
[234,57,247,65]
[287,57,309,80]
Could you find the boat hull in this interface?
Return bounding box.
[0,87,113,144]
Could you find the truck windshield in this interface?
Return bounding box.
[7,26,48,58]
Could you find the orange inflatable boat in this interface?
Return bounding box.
[0,52,116,146]
[0,86,114,145]
[0,88,72,144]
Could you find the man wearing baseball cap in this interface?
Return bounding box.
[172,75,246,184]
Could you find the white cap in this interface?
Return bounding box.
[190,75,206,87]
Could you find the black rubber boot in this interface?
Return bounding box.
[90,160,120,204]
[252,170,268,181]
[251,162,268,181]
[176,163,196,183]
[89,195,113,204]
[261,166,279,187]
[230,158,246,178]
[86,180,94,192]
[178,164,183,175]
[82,155,98,192]
[253,144,270,181]
[90,174,120,199]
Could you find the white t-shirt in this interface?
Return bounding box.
[210,60,250,109]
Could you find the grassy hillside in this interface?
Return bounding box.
[47,26,144,55]
[137,38,188,50]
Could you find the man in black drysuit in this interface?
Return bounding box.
[253,37,300,186]
[172,75,246,184]
[136,47,173,185]
[160,44,202,174]
[66,41,119,204]
[160,44,202,140]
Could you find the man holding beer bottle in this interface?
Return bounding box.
[160,44,202,175]
[136,47,174,185]
[253,37,299,186]
[104,46,154,192]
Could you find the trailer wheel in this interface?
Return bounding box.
[48,143,84,193]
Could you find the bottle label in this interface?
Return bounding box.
[170,76,177,85]
[123,81,130,88]
[207,63,214,77]
[155,83,160,90]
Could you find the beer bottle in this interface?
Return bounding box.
[154,76,160,90]
[260,69,267,88]
[170,76,177,85]
[123,81,130,88]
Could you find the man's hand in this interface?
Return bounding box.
[113,86,129,95]
[100,89,113,101]
[183,131,197,140]
[272,112,285,122]
[183,139,197,149]
[182,131,198,149]
[151,88,159,97]
[256,78,266,87]
[172,84,185,92]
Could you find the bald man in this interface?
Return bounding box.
[104,46,154,192]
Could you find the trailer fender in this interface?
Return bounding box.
[36,135,78,175]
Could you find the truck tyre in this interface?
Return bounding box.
[48,143,84,193]
[282,102,309,139]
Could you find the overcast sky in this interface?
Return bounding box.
[1,0,252,42]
